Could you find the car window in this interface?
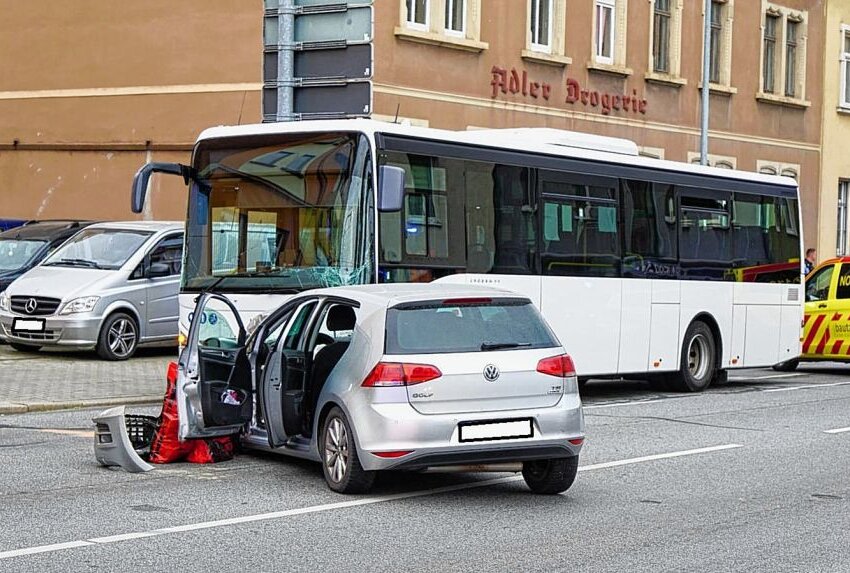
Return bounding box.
[837,264,850,300]
[308,303,355,357]
[385,299,557,355]
[0,239,46,271]
[44,228,152,270]
[806,265,834,302]
[149,234,184,275]
[281,301,317,351]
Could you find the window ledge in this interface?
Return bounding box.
[521,49,572,67]
[756,92,811,109]
[393,27,488,53]
[644,72,688,87]
[837,105,850,115]
[698,82,738,96]
[586,61,633,78]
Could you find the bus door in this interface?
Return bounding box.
[802,263,838,358]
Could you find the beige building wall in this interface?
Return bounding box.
[818,0,850,259]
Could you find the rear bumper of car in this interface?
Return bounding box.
[0,310,102,348]
[347,393,585,472]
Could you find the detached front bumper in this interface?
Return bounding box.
[0,310,102,348]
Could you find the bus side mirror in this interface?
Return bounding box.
[378,166,405,212]
[131,162,191,213]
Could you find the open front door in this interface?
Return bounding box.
[177,293,252,440]
[261,299,317,448]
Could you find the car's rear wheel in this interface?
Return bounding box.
[9,342,41,353]
[96,312,138,361]
[522,457,579,495]
[321,407,375,494]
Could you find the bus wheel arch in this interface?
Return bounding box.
[670,315,721,392]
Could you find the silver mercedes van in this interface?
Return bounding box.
[0,221,184,360]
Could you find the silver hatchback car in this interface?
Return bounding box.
[177,283,585,494]
[0,221,184,360]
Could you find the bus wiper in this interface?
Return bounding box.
[45,258,103,269]
[480,342,532,351]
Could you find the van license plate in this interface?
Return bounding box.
[13,318,45,333]
[459,419,534,442]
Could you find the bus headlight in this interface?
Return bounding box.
[60,296,100,315]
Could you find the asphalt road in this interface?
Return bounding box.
[1,365,849,572]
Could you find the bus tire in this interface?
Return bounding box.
[772,358,799,372]
[670,321,716,392]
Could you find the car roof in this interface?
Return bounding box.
[305,283,527,307]
[84,221,184,233]
[0,220,93,241]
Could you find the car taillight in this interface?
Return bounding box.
[536,354,576,377]
[362,362,442,387]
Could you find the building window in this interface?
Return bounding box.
[785,20,798,97]
[405,0,429,31]
[842,26,850,108]
[445,0,465,35]
[688,152,737,169]
[709,1,724,84]
[757,160,800,181]
[653,0,671,73]
[763,13,779,93]
[835,181,850,257]
[595,0,616,64]
[530,0,553,52]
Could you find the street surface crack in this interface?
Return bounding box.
[587,412,764,432]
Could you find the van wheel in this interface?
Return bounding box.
[669,321,716,392]
[321,407,375,494]
[522,457,579,494]
[9,343,41,353]
[96,312,138,361]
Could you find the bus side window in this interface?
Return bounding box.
[621,180,677,278]
[678,191,732,280]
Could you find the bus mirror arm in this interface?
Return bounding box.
[130,162,194,213]
[377,165,405,213]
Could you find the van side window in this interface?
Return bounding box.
[836,264,850,300]
[149,235,184,276]
[806,265,834,302]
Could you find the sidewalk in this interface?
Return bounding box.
[0,344,170,414]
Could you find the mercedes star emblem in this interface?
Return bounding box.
[25,298,38,314]
[483,364,500,382]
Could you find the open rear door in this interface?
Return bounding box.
[177,293,252,440]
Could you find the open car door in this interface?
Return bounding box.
[177,293,252,440]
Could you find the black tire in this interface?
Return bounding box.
[668,321,717,392]
[320,407,375,494]
[9,342,41,353]
[96,312,139,361]
[773,358,799,372]
[522,457,579,495]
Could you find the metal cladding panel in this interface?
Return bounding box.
[294,44,372,79]
[293,82,371,116]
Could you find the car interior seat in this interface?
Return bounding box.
[306,305,356,427]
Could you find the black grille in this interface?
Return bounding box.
[10,296,62,316]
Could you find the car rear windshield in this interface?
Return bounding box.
[385,298,558,355]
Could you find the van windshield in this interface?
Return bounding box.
[43,229,151,270]
[0,239,47,271]
[385,299,558,355]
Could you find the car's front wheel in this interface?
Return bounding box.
[9,342,41,353]
[321,407,375,494]
[96,312,138,361]
[522,457,579,494]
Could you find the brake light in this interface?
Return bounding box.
[536,354,576,377]
[442,297,492,305]
[362,362,442,387]
[167,361,178,384]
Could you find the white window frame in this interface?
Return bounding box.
[841,25,850,109]
[444,0,466,37]
[839,180,849,256]
[594,0,616,64]
[405,0,430,32]
[530,0,554,53]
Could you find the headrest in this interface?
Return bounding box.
[327,305,356,331]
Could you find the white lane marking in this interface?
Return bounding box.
[0,443,744,561]
[763,381,850,393]
[823,426,850,434]
[728,373,803,381]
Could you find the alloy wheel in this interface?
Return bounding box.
[324,417,349,483]
[107,318,137,359]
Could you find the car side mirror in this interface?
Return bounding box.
[378,165,405,212]
[147,262,171,278]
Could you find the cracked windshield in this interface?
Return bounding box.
[183,133,373,292]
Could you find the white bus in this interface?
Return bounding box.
[131,119,803,392]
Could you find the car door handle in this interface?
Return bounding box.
[818,303,828,309]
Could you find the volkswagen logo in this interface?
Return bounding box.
[483,364,500,382]
[24,298,38,314]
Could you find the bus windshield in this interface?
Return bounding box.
[183,132,373,293]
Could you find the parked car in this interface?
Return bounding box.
[0,221,184,360]
[0,220,93,295]
[176,284,585,494]
[776,257,850,371]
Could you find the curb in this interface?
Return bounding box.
[0,395,162,415]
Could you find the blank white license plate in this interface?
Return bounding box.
[13,318,45,332]
[459,419,534,442]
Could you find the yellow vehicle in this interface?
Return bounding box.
[778,257,850,370]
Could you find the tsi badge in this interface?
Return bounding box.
[483,364,500,382]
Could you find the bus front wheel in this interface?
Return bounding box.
[669,321,716,393]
